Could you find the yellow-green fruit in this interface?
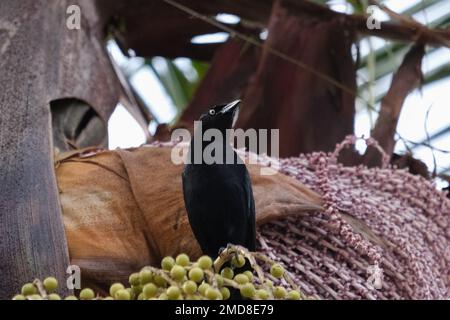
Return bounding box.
[240,283,256,298]
[166,286,181,300]
[265,280,274,289]
[21,283,37,296]
[131,285,143,296]
[215,275,224,287]
[197,255,213,269]
[115,289,131,300]
[48,293,61,300]
[65,295,78,300]
[270,264,284,278]
[154,274,167,287]
[170,265,186,281]
[234,274,249,285]
[231,255,246,268]
[103,297,114,300]
[109,283,125,297]
[288,290,301,300]
[188,267,204,283]
[43,277,58,292]
[205,288,220,300]
[129,273,141,286]
[243,271,253,282]
[175,253,190,267]
[29,294,43,300]
[139,268,153,284]
[12,295,26,300]
[159,293,169,300]
[80,288,95,300]
[126,288,135,299]
[161,256,175,271]
[220,287,230,300]
[257,289,269,300]
[220,267,234,279]
[198,282,210,296]
[273,286,287,299]
[137,293,145,300]
[143,283,158,299]
[183,280,197,295]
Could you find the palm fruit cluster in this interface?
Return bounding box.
[12,245,307,300]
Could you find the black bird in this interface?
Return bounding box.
[182,100,256,258]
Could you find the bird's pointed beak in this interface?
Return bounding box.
[220,99,241,114]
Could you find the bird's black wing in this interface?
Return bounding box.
[182,164,256,257]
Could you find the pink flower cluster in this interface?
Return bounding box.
[258,136,449,299]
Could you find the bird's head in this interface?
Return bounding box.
[198,100,241,132]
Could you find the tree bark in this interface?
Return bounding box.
[237,0,357,157]
[0,0,127,298]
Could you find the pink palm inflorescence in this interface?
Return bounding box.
[257,136,449,299]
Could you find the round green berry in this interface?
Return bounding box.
[197,255,213,269]
[270,264,284,278]
[161,256,175,271]
[243,271,253,282]
[170,265,186,281]
[12,294,26,300]
[198,282,210,296]
[128,273,141,286]
[205,287,220,300]
[265,279,274,289]
[159,293,169,300]
[231,255,246,268]
[131,285,143,295]
[220,267,234,279]
[220,287,230,300]
[257,289,269,300]
[21,283,37,296]
[79,288,95,300]
[139,268,153,284]
[103,296,114,300]
[143,283,158,299]
[182,280,197,295]
[175,253,190,267]
[154,274,167,287]
[240,283,256,298]
[287,290,301,300]
[215,275,224,287]
[115,289,131,300]
[127,288,135,299]
[166,286,181,300]
[43,277,58,292]
[273,286,287,299]
[188,267,204,283]
[233,274,249,285]
[65,295,78,300]
[137,293,145,300]
[109,283,125,297]
[29,294,43,300]
[48,293,61,300]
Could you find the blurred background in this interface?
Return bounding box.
[105,0,450,186]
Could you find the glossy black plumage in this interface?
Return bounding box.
[182,100,256,258]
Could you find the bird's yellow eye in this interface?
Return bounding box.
[209,109,216,115]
